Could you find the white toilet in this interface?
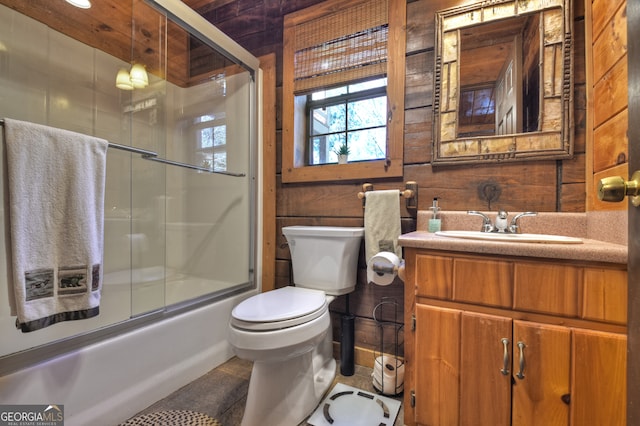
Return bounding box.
[228,225,364,426]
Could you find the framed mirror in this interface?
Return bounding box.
[432,0,573,165]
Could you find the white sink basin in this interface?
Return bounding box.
[435,230,583,244]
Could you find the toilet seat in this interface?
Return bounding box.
[231,286,328,331]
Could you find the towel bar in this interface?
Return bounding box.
[357,181,418,215]
[357,187,414,199]
[0,119,246,177]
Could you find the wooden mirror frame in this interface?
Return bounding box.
[432,0,573,165]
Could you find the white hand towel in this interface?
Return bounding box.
[3,118,108,332]
[364,190,402,264]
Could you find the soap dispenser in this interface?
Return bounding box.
[428,198,441,232]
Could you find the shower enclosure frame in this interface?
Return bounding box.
[0,0,261,377]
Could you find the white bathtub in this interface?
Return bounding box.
[0,287,257,426]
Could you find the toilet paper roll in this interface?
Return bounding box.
[374,355,405,381]
[367,252,401,286]
[372,355,405,395]
[373,376,404,395]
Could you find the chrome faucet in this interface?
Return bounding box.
[508,211,538,233]
[468,210,538,233]
[494,210,509,233]
[467,211,493,232]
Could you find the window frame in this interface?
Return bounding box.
[282,0,406,183]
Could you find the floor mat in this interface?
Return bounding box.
[119,410,222,426]
[307,383,401,426]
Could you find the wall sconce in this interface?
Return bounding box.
[116,63,149,90]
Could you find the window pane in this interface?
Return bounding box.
[347,96,387,130]
[213,125,226,146]
[312,103,346,135]
[213,151,227,171]
[311,86,348,101]
[200,128,213,148]
[196,114,215,123]
[349,77,387,93]
[347,127,386,161]
[310,133,346,164]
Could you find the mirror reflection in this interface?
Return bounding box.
[433,0,573,165]
[458,15,540,137]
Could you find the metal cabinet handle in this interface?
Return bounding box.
[516,341,526,379]
[500,338,510,375]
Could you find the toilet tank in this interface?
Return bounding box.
[282,226,364,295]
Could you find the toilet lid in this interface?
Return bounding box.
[231,286,327,331]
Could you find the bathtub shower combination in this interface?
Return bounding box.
[0,1,260,424]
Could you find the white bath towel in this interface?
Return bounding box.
[3,118,108,332]
[364,189,402,264]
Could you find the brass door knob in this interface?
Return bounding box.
[598,170,640,206]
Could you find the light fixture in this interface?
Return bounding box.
[129,63,149,89]
[115,68,134,90]
[115,64,149,90]
[65,0,91,9]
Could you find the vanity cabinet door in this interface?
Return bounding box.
[582,268,627,324]
[414,307,513,426]
[511,321,570,426]
[413,306,572,426]
[415,254,453,299]
[513,262,581,317]
[453,258,513,308]
[459,312,512,426]
[414,304,460,426]
[571,329,627,426]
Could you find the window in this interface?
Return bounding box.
[194,114,227,171]
[282,0,405,183]
[308,77,387,165]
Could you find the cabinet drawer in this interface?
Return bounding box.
[415,254,452,298]
[582,268,627,324]
[453,258,512,307]
[514,263,581,317]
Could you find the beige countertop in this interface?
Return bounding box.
[399,230,627,264]
[398,213,627,264]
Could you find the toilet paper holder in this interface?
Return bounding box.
[357,181,418,214]
[371,259,405,282]
[371,261,397,275]
[372,298,405,396]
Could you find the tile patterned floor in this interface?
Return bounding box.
[129,357,403,426]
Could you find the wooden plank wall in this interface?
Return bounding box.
[588,0,628,211]
[198,0,588,364]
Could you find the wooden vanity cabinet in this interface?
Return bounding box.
[404,248,627,426]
